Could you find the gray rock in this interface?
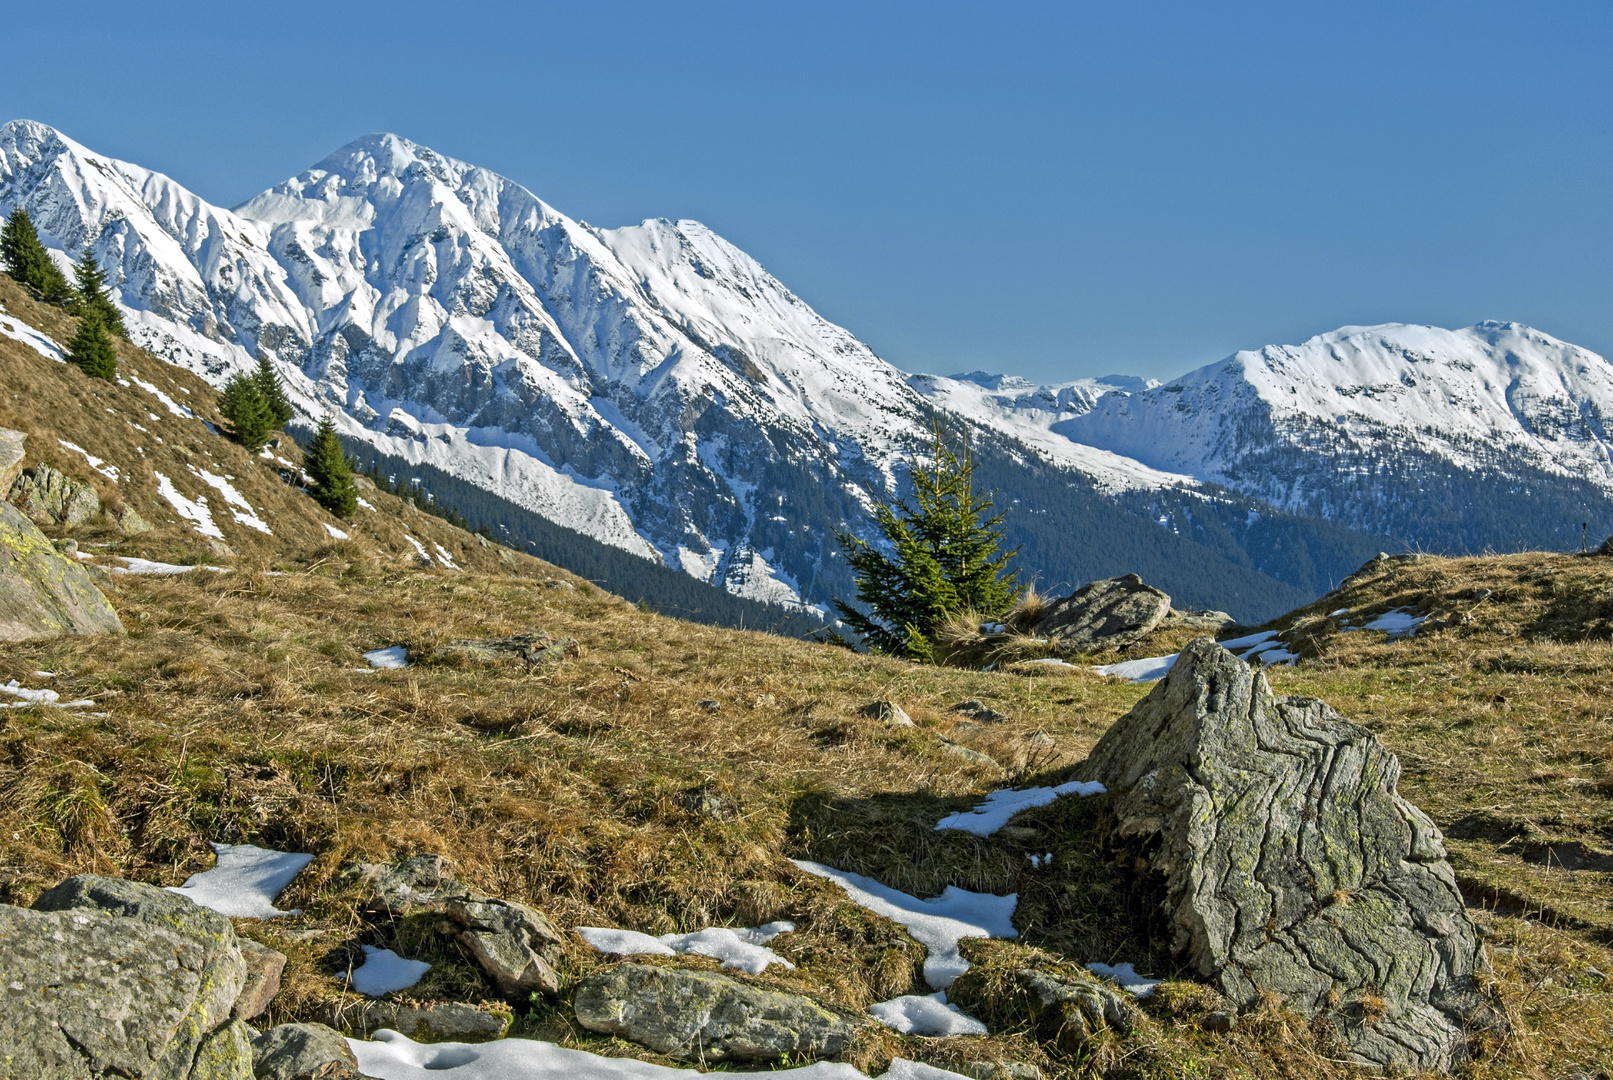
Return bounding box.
[964,1064,1042,1080]
[9,462,101,526]
[116,504,153,534]
[432,630,579,665]
[443,897,564,998]
[937,738,1001,770]
[1015,968,1134,1048]
[1202,1011,1235,1034]
[0,427,24,491]
[250,1022,363,1079]
[1164,608,1237,630]
[1,897,248,1079]
[573,963,863,1061]
[234,938,288,1020]
[0,500,123,642]
[1072,638,1500,1073]
[860,700,913,726]
[953,700,1010,723]
[350,854,473,915]
[1032,574,1172,651]
[332,1000,511,1042]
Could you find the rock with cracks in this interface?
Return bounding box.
[1032,574,1172,650]
[250,1022,367,1079]
[3,876,252,1079]
[0,499,123,641]
[443,897,564,998]
[1014,969,1135,1052]
[1072,638,1499,1072]
[573,963,864,1062]
[9,462,102,526]
[331,1000,511,1042]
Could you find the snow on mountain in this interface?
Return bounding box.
[1057,322,1613,517]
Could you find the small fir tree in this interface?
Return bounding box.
[218,369,276,451]
[252,354,294,429]
[1,207,71,304]
[305,416,357,518]
[72,252,126,338]
[833,419,1019,660]
[65,310,118,381]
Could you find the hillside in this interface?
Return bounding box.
[0,423,1609,1080]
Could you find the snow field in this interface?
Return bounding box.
[164,842,313,918]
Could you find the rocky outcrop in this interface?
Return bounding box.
[250,1023,365,1079]
[0,427,24,490]
[3,876,253,1078]
[1033,574,1171,651]
[9,462,101,526]
[1015,969,1135,1050]
[1072,638,1498,1072]
[0,500,122,641]
[573,963,864,1061]
[442,897,564,998]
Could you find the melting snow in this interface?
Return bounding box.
[790,860,1017,988]
[577,922,795,975]
[57,440,119,482]
[403,535,432,564]
[433,543,459,570]
[350,946,431,996]
[0,681,58,704]
[870,991,987,1036]
[357,496,377,511]
[112,557,229,575]
[364,646,410,669]
[165,842,313,918]
[323,523,350,539]
[1356,608,1429,638]
[154,472,223,539]
[0,310,65,360]
[129,375,195,418]
[348,1031,969,1080]
[1085,962,1161,998]
[1095,654,1177,682]
[190,467,270,534]
[934,780,1106,837]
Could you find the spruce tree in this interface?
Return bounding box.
[72,252,126,338]
[252,354,294,428]
[833,420,1020,661]
[305,416,357,518]
[218,369,276,451]
[65,310,118,381]
[1,208,70,304]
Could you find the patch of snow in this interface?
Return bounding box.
[364,646,409,669]
[1355,608,1429,638]
[112,556,229,574]
[34,671,54,677]
[433,543,460,570]
[1328,608,1349,617]
[190,466,270,534]
[58,440,119,482]
[1019,657,1079,668]
[1085,961,1161,998]
[350,945,431,996]
[357,497,376,511]
[1246,646,1299,666]
[348,1030,964,1080]
[576,922,796,975]
[153,471,223,539]
[323,523,349,539]
[1219,629,1279,651]
[790,860,1017,988]
[0,310,65,360]
[403,535,432,564]
[1095,654,1177,682]
[164,842,313,918]
[0,680,58,703]
[130,376,194,418]
[935,780,1106,837]
[870,991,987,1037]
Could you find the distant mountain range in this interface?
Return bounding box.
[5,118,1611,623]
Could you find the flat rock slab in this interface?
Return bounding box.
[1032,574,1171,650]
[0,499,122,641]
[574,963,863,1061]
[332,1001,511,1043]
[1073,638,1499,1072]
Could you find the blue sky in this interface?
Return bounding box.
[4,1,1608,382]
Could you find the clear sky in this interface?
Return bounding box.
[3,1,1608,383]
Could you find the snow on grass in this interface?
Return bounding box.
[1094,654,1177,682]
[350,945,431,996]
[934,780,1106,836]
[1328,608,1349,617]
[112,556,229,575]
[189,466,270,534]
[403,535,432,564]
[349,1031,968,1080]
[870,992,987,1036]
[0,681,58,704]
[0,310,65,360]
[790,860,1016,988]
[154,471,224,539]
[433,542,460,570]
[365,645,410,669]
[57,440,119,482]
[1245,645,1299,666]
[577,922,796,975]
[165,842,313,917]
[1219,629,1278,652]
[129,374,195,418]
[1354,608,1429,638]
[1027,853,1054,868]
[357,496,377,511]
[1018,657,1079,668]
[324,523,350,539]
[1085,962,1161,998]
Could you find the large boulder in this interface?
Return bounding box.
[1072,639,1498,1072]
[573,963,864,1061]
[10,462,101,526]
[2,876,253,1078]
[1032,574,1171,650]
[0,499,122,641]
